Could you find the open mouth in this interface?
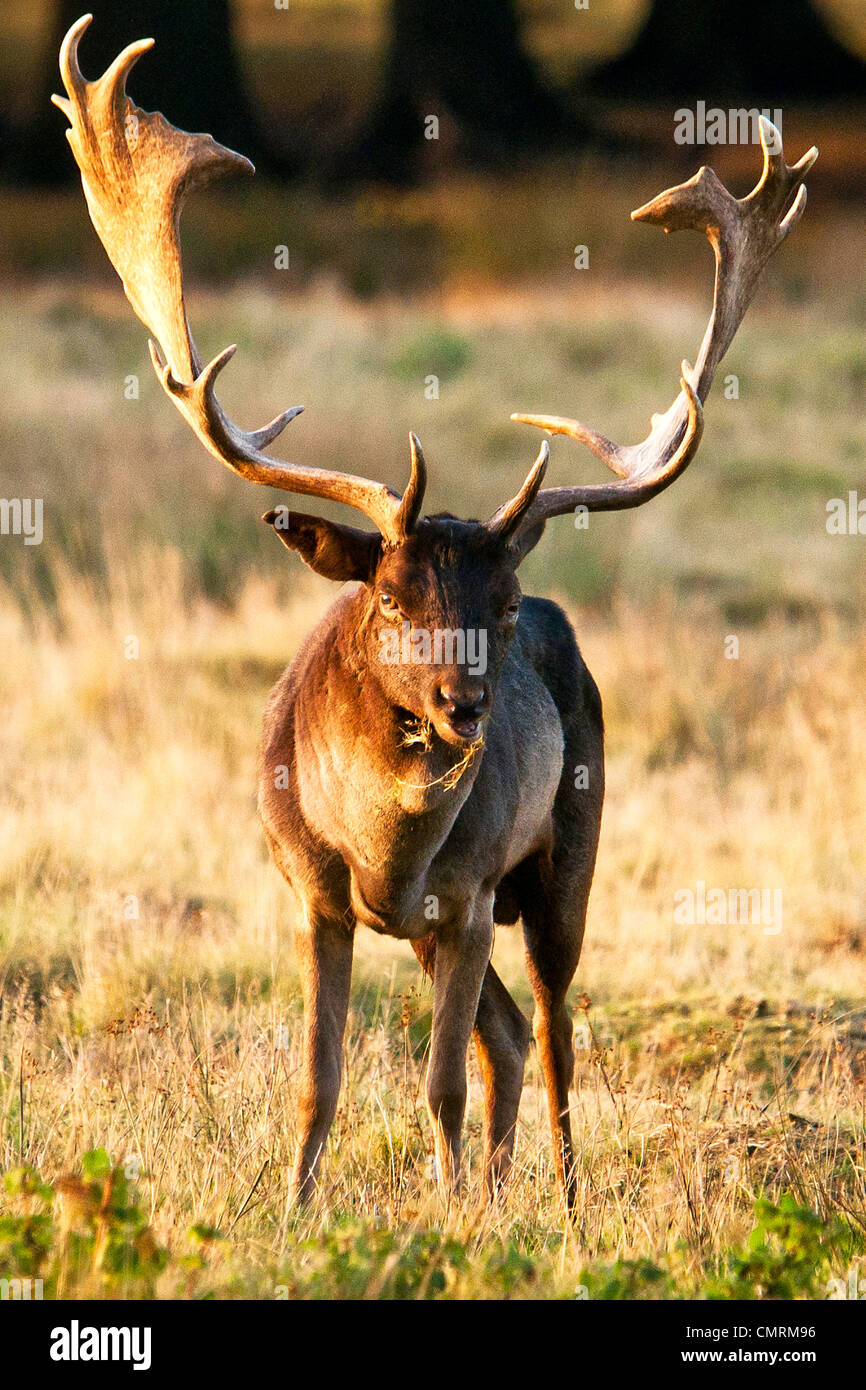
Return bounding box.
[399,706,485,749]
[444,715,483,743]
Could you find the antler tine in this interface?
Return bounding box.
[510,118,816,531]
[633,116,818,404]
[394,433,428,537]
[486,439,549,539]
[53,14,420,545]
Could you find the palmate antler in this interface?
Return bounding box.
[491,117,818,534]
[55,16,815,550]
[52,13,432,546]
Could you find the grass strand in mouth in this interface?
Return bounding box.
[392,733,485,796]
[398,715,435,752]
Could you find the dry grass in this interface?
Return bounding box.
[1,559,865,1297]
[0,265,864,1296]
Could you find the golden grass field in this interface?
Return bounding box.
[1,230,865,1295]
[1,0,865,1295]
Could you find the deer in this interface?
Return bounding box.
[54,15,817,1210]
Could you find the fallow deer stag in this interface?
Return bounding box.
[55,15,817,1209]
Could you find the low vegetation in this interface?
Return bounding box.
[1,204,864,1295]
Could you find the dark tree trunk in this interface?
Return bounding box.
[12,0,293,185]
[338,0,580,184]
[592,0,866,100]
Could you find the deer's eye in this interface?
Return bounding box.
[502,599,521,624]
[379,592,402,618]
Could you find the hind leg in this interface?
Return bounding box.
[521,811,601,1211]
[503,605,604,1210]
[413,934,530,1196]
[522,884,585,1209]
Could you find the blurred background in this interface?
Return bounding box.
[1,0,865,613]
[0,0,864,613]
[0,4,865,1281]
[2,0,866,1031]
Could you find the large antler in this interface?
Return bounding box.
[52,13,425,546]
[491,118,818,534]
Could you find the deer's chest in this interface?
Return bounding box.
[295,665,563,939]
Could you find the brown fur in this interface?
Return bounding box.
[260,513,604,1206]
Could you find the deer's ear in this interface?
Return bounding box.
[263,510,382,582]
[508,519,546,566]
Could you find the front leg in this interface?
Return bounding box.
[426,894,494,1193]
[291,907,354,1205]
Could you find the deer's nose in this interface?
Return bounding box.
[436,681,488,718]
